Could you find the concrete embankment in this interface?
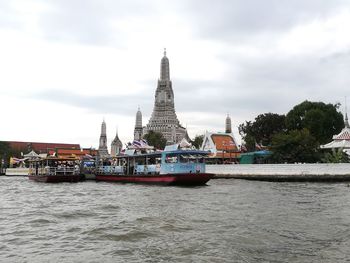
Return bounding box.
[207,163,350,182]
[4,168,30,176]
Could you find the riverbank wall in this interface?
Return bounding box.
[207,163,350,182]
[4,168,30,176]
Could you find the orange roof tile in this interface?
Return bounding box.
[210,134,238,151]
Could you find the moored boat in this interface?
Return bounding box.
[95,150,214,186]
[28,157,81,183]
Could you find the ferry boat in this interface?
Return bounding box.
[28,157,81,183]
[95,149,214,186]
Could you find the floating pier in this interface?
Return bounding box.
[207,163,350,182]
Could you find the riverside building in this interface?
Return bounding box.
[201,114,240,163]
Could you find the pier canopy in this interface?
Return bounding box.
[23,150,40,158]
[320,125,350,151]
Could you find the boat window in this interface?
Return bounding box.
[198,157,205,163]
[135,158,145,165]
[165,154,178,163]
[180,155,188,163]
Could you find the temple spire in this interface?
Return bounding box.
[345,97,349,128]
[225,113,232,133]
[98,119,109,157]
[160,48,170,80]
[134,107,143,140]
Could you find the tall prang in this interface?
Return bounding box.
[134,107,143,140]
[98,119,109,157]
[225,114,232,134]
[145,49,187,144]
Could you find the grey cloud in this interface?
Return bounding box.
[183,0,348,41]
[37,0,159,46]
[172,46,350,123]
[31,89,154,116]
[5,0,350,130]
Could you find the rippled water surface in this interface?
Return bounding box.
[1,176,350,262]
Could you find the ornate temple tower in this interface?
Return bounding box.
[98,119,109,157]
[111,128,123,157]
[145,49,187,143]
[134,107,143,140]
[225,114,232,133]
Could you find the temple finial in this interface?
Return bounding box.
[164,48,166,56]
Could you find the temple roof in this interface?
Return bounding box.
[321,126,350,149]
[211,134,238,151]
[112,130,122,146]
[332,127,350,140]
[201,131,239,154]
[321,139,350,149]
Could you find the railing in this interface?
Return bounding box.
[135,164,160,175]
[30,167,80,176]
[161,163,205,174]
[96,166,124,175]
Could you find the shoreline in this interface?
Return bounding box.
[208,163,350,182]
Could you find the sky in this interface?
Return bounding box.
[1,0,350,149]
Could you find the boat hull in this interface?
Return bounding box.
[95,173,214,186]
[28,174,81,183]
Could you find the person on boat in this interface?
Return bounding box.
[74,163,80,174]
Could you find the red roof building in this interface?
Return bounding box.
[3,141,81,154]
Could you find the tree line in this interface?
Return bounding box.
[238,100,348,163]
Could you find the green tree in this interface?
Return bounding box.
[321,148,349,163]
[242,134,256,152]
[239,113,286,148]
[285,101,344,144]
[143,131,167,150]
[192,135,204,149]
[0,141,11,170]
[270,129,320,163]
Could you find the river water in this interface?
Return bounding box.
[1,176,349,263]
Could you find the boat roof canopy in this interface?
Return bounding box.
[29,156,80,162]
[163,150,210,156]
[112,150,210,159]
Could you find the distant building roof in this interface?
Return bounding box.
[4,141,80,153]
[201,132,240,157]
[321,126,350,149]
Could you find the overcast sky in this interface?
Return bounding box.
[1,0,350,149]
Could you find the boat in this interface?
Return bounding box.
[28,157,81,183]
[95,149,214,186]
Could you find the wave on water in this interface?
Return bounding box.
[1,177,350,262]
